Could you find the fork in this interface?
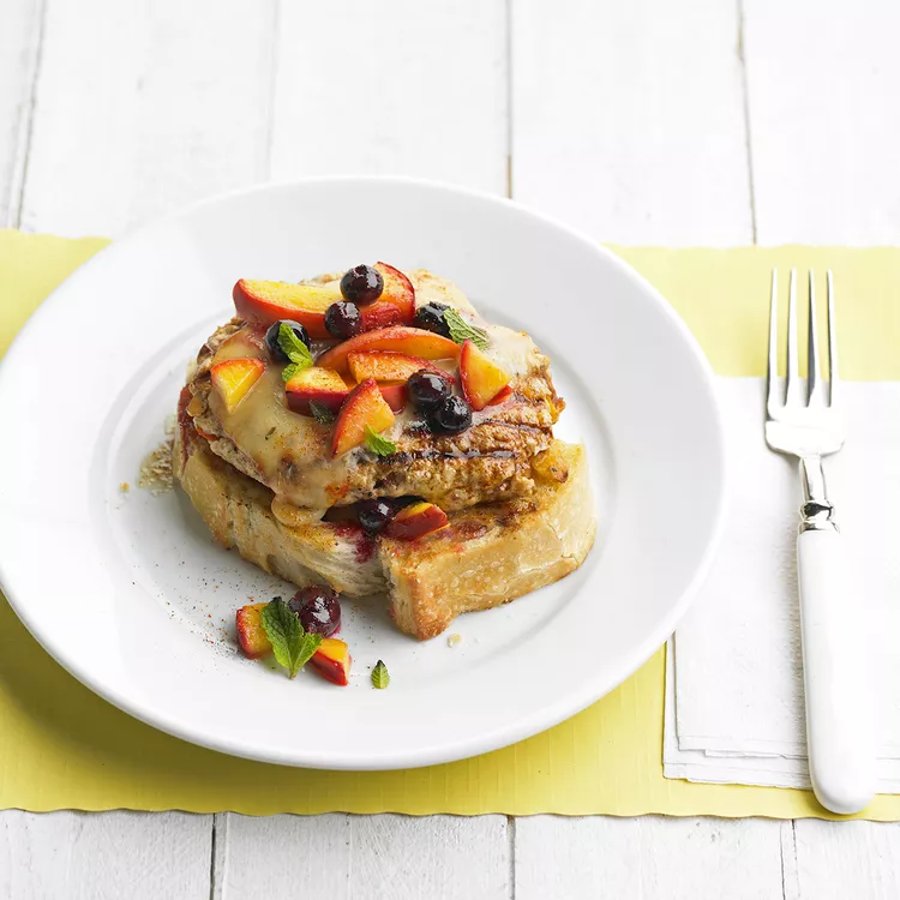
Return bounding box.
[765,268,875,814]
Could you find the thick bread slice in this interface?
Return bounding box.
[173,422,596,639]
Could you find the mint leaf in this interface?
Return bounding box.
[371,660,390,689]
[364,426,397,457]
[260,598,322,678]
[444,308,489,350]
[278,323,314,364]
[278,323,313,382]
[309,401,336,424]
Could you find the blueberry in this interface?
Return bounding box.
[325,301,362,339]
[430,394,472,434]
[414,302,451,338]
[356,499,397,534]
[407,370,451,412]
[340,265,384,306]
[266,320,311,362]
[288,585,341,637]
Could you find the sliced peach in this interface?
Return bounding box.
[376,382,407,412]
[309,638,352,686]
[236,603,272,659]
[233,279,342,339]
[331,379,396,457]
[459,340,510,411]
[210,357,265,413]
[285,366,350,415]
[357,262,415,331]
[384,501,449,541]
[317,326,459,373]
[347,351,449,384]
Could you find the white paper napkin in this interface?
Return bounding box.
[664,377,900,791]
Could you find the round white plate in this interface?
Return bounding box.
[0,178,724,769]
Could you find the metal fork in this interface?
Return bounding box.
[765,269,874,814]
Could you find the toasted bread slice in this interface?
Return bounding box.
[173,421,595,639]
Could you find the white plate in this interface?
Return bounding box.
[0,178,724,769]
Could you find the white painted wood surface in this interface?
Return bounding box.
[2,0,900,896]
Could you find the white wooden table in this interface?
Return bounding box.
[2,1,900,896]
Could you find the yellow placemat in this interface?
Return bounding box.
[2,230,899,818]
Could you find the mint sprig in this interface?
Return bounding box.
[371,660,390,689]
[278,323,313,382]
[364,426,397,457]
[260,597,322,678]
[309,401,336,424]
[443,308,489,350]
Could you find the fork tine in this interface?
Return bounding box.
[785,268,803,406]
[827,270,838,406]
[807,271,824,406]
[767,269,780,415]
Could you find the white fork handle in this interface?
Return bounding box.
[797,528,876,814]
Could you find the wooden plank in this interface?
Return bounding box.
[269,0,507,194]
[0,811,212,899]
[511,0,753,243]
[0,0,43,226]
[791,820,900,899]
[744,0,900,243]
[19,0,275,236]
[216,813,509,899]
[514,815,786,899]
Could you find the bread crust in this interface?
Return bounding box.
[173,420,596,640]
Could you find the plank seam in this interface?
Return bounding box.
[736,0,758,244]
[264,0,282,179]
[504,0,513,199]
[208,813,218,900]
[507,815,516,899]
[9,0,47,229]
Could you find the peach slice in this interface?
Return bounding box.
[309,638,352,686]
[375,382,407,413]
[233,279,342,339]
[357,263,416,332]
[285,366,350,415]
[236,603,272,659]
[458,339,510,411]
[317,326,460,373]
[331,379,396,457]
[210,357,265,413]
[347,350,449,384]
[383,501,449,540]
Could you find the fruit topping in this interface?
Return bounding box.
[347,351,449,385]
[384,501,449,540]
[210,357,265,413]
[331,378,396,457]
[288,585,342,637]
[458,339,511,410]
[340,264,384,306]
[356,498,398,534]
[266,319,311,361]
[235,603,271,659]
[414,301,452,338]
[325,301,363,340]
[233,279,342,339]
[430,394,472,435]
[374,382,408,413]
[371,659,390,689]
[284,366,349,415]
[309,638,352,686]
[366,262,415,327]
[407,370,452,412]
[316,326,460,373]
